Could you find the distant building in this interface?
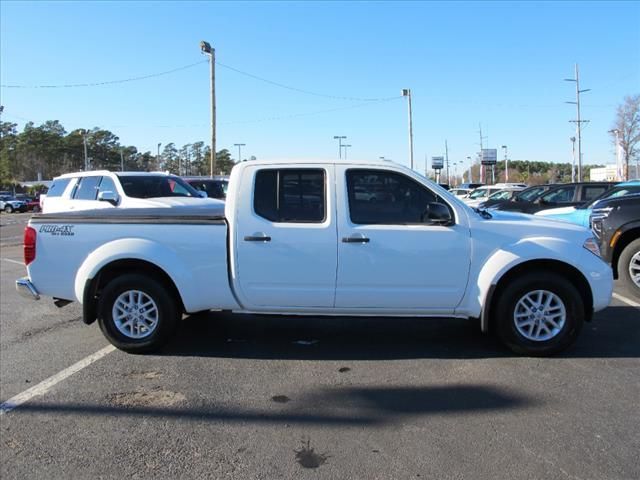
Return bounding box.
[590,165,617,182]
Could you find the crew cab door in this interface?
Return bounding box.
[233,165,337,309]
[334,167,471,313]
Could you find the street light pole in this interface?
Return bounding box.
[120,148,125,172]
[234,143,246,164]
[570,137,576,182]
[342,144,352,160]
[333,136,346,159]
[401,89,414,170]
[157,143,162,171]
[467,156,472,183]
[200,41,216,177]
[501,145,508,182]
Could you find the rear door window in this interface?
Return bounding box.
[254,169,325,223]
[542,186,576,203]
[583,186,608,201]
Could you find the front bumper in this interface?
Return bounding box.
[16,277,40,300]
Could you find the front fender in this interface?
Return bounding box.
[464,236,589,327]
[74,238,190,307]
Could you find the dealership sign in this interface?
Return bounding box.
[481,149,497,165]
[432,156,444,169]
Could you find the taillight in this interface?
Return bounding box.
[24,226,36,266]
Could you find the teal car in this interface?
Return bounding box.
[535,180,640,226]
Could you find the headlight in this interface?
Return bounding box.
[583,237,601,258]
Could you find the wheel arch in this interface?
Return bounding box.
[482,259,593,333]
[82,259,185,325]
[611,226,640,279]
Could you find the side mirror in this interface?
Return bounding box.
[422,202,453,225]
[98,191,119,206]
[197,190,208,198]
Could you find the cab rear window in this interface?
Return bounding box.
[47,178,72,198]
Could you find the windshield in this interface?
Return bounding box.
[117,175,201,199]
[468,188,489,199]
[515,186,546,202]
[489,190,513,200]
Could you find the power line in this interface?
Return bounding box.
[0,61,208,88]
[215,61,399,101]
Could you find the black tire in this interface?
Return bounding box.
[495,272,584,356]
[97,273,180,353]
[4,205,13,213]
[32,206,41,213]
[617,238,640,298]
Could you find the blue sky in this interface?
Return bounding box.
[1,1,639,172]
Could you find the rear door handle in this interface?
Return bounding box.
[244,233,271,242]
[342,234,370,244]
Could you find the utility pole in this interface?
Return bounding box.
[120,148,125,172]
[467,156,472,183]
[445,140,450,185]
[342,144,352,160]
[200,41,216,177]
[82,130,89,171]
[565,64,590,182]
[501,145,508,182]
[402,89,414,170]
[570,137,576,182]
[157,143,162,171]
[234,143,246,164]
[333,136,346,159]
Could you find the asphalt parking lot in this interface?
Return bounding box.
[1,212,639,479]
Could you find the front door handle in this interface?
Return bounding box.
[342,234,370,244]
[244,233,271,242]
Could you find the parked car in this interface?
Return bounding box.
[590,193,640,297]
[458,183,484,190]
[477,187,527,207]
[535,181,640,227]
[0,195,28,213]
[449,188,472,197]
[183,176,229,200]
[485,184,552,210]
[41,170,222,213]
[463,184,525,207]
[17,159,611,356]
[491,182,615,214]
[15,194,43,212]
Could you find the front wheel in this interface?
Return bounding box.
[495,272,584,356]
[618,238,640,298]
[97,273,180,353]
[4,205,13,213]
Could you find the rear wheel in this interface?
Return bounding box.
[617,238,640,298]
[97,273,180,353]
[495,272,584,356]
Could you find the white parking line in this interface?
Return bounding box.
[0,345,116,415]
[612,292,640,308]
[1,257,23,266]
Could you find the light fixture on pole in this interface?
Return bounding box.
[200,40,216,177]
[401,89,414,170]
[342,144,352,160]
[333,136,346,159]
[501,145,508,182]
[234,143,246,164]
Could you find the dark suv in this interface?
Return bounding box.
[590,193,640,297]
[491,182,614,214]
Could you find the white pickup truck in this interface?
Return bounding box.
[16,160,613,356]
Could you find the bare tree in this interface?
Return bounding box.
[610,94,640,179]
